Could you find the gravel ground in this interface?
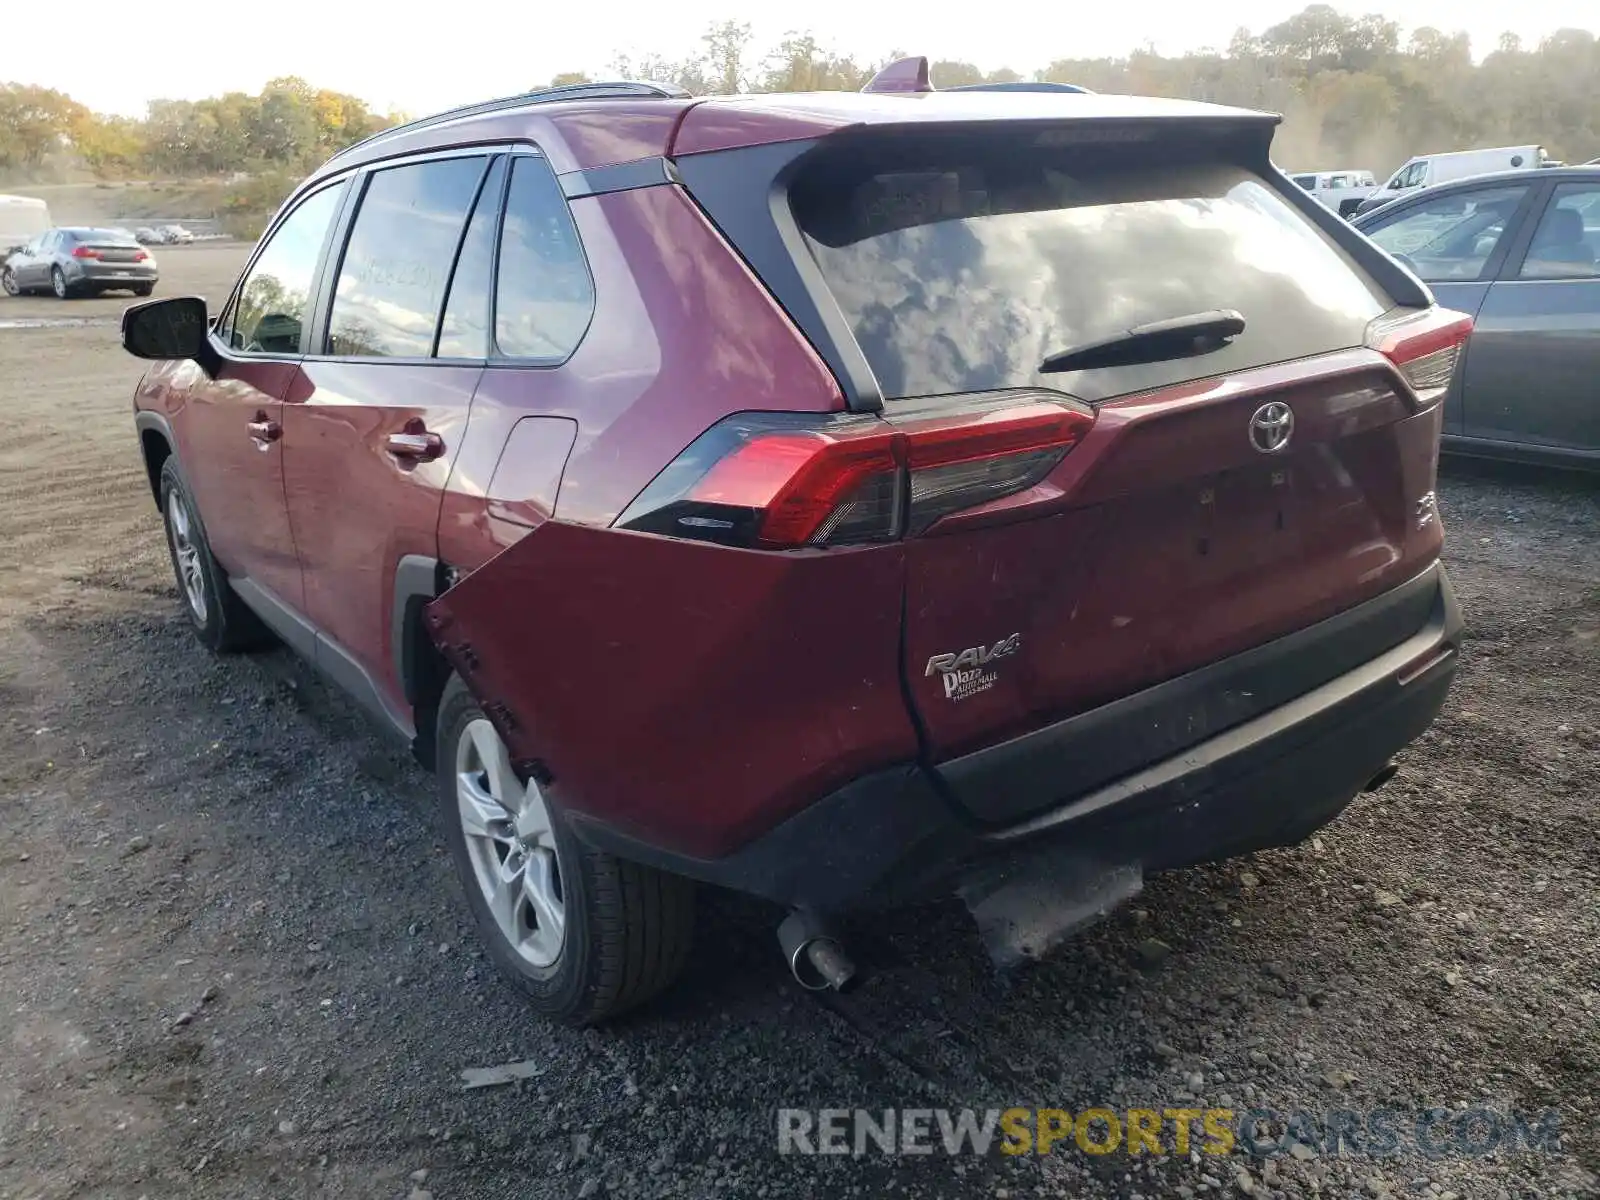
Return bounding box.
[1,246,1596,1200]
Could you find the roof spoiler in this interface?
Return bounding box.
[862,57,1093,96]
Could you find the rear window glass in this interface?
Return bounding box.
[791,147,1388,402]
[77,228,138,244]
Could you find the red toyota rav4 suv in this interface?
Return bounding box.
[122,70,1467,1025]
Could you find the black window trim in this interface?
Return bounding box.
[1499,176,1600,283]
[485,146,598,368]
[1361,179,1545,285]
[430,155,509,359]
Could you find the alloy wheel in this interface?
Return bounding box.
[51,268,67,299]
[455,717,566,968]
[1,270,17,297]
[165,490,208,623]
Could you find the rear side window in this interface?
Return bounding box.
[327,156,487,358]
[1518,184,1600,279]
[791,146,1388,403]
[494,155,593,360]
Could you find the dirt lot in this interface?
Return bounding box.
[1,244,1597,1200]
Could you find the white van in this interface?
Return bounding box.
[1288,169,1378,217]
[0,194,51,251]
[1354,146,1547,214]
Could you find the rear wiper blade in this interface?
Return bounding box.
[1039,309,1246,374]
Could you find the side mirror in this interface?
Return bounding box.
[122,296,211,364]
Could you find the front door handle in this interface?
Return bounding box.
[385,427,444,462]
[246,416,281,444]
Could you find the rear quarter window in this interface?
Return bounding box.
[791,147,1388,403]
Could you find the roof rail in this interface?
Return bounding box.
[947,81,1093,94]
[328,80,691,163]
[862,58,1093,96]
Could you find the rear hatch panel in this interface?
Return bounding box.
[761,124,1448,822]
[900,355,1446,819]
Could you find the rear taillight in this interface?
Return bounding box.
[71,246,101,259]
[616,396,1095,549]
[133,250,148,261]
[1366,306,1474,408]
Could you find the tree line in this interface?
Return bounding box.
[4,5,1599,183]
[0,76,399,178]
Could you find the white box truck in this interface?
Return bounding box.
[1,194,51,252]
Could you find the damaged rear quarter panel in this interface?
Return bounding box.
[425,522,916,859]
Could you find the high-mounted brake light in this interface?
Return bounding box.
[616,397,1095,549]
[1366,306,1474,408]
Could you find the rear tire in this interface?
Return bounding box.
[133,283,155,297]
[157,457,273,653]
[436,675,694,1025]
[51,267,73,300]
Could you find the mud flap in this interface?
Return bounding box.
[957,850,1143,971]
[424,520,915,860]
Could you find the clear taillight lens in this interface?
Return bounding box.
[1366,306,1474,408]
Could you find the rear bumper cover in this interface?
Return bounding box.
[573,564,1463,912]
[68,262,157,284]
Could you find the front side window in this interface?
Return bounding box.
[1364,185,1529,282]
[326,156,487,358]
[494,155,594,360]
[1518,184,1600,279]
[225,185,342,355]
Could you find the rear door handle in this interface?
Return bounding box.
[246,417,281,444]
[385,429,444,462]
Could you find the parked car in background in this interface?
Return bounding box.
[120,70,1466,1024]
[134,227,160,244]
[2,227,158,298]
[157,225,194,244]
[0,194,51,250]
[1288,169,1377,217]
[1356,145,1547,214]
[1354,165,1599,467]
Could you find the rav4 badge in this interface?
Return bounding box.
[925,633,1022,702]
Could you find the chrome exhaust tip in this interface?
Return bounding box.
[777,910,858,993]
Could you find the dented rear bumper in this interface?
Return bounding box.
[430,530,1460,914]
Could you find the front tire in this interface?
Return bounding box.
[157,457,272,652]
[436,676,694,1025]
[0,268,18,297]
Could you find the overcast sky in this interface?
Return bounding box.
[17,0,1600,117]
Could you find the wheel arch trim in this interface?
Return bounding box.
[135,410,178,506]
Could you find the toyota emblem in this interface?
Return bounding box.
[1248,402,1294,454]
